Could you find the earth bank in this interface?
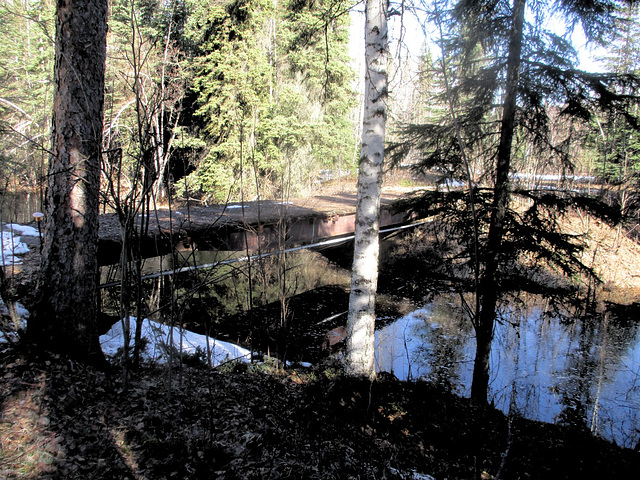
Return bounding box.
[1,347,639,480]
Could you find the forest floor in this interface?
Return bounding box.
[1,345,640,480]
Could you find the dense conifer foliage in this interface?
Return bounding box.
[0,0,356,204]
[389,0,640,402]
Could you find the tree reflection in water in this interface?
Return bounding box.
[374,294,640,448]
[101,242,640,448]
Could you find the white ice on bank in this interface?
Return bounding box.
[100,317,251,366]
[0,299,29,343]
[0,299,30,321]
[1,308,252,366]
[437,178,466,189]
[4,223,40,237]
[1,230,30,266]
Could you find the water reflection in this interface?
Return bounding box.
[101,247,351,319]
[100,241,640,448]
[375,295,640,448]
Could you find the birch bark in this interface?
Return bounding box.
[344,0,388,378]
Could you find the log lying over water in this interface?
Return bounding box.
[97,189,414,265]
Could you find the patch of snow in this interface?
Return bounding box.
[0,299,29,343]
[438,179,466,189]
[0,300,30,322]
[5,223,40,236]
[0,255,22,266]
[388,467,435,479]
[100,317,251,366]
[0,306,251,368]
[0,333,16,344]
[1,230,29,266]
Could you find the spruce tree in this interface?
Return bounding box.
[596,3,640,216]
[391,0,640,403]
[184,0,356,203]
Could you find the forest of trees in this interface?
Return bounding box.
[0,0,358,203]
[1,0,639,202]
[1,0,639,396]
[3,2,640,477]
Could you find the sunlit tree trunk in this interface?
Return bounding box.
[344,0,388,379]
[27,0,108,362]
[471,0,526,403]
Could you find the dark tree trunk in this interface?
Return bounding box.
[27,0,108,362]
[471,0,526,403]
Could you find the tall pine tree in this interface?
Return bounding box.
[28,0,109,362]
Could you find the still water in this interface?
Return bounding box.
[375,296,640,449]
[100,239,640,449]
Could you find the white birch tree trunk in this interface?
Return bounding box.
[344,0,388,378]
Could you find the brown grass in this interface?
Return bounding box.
[563,211,640,304]
[0,369,61,479]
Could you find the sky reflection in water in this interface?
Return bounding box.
[374,297,640,449]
